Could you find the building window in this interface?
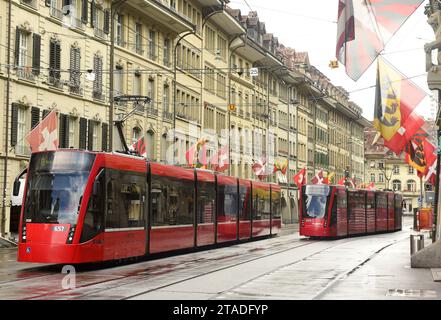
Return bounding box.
[407,179,416,192]
[135,23,143,54]
[68,117,77,148]
[116,14,124,46]
[132,127,141,145]
[392,180,401,191]
[17,107,27,154]
[114,65,123,96]
[147,78,155,106]
[370,173,375,183]
[408,166,414,174]
[379,173,384,183]
[393,165,399,174]
[148,30,156,60]
[163,83,169,112]
[18,30,28,67]
[163,38,170,67]
[133,72,141,95]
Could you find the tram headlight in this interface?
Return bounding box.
[66,225,76,244]
[21,225,26,242]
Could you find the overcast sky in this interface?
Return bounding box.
[230,0,435,121]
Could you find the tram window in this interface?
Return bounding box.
[239,185,251,221]
[302,185,330,219]
[80,169,105,243]
[218,183,238,221]
[366,193,375,209]
[105,170,145,229]
[198,180,215,224]
[151,175,194,226]
[272,190,281,219]
[376,194,387,209]
[253,187,270,220]
[329,193,337,226]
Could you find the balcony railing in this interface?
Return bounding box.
[163,111,173,121]
[17,67,35,81]
[50,6,64,20]
[93,91,104,101]
[69,84,83,95]
[94,27,107,39]
[47,76,63,89]
[147,106,158,117]
[15,144,31,157]
[20,0,37,9]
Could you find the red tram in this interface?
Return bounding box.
[299,185,402,238]
[18,150,282,264]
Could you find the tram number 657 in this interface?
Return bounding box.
[217,304,268,315]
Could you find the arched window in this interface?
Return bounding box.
[392,179,401,191]
[131,127,141,145]
[160,133,168,163]
[407,179,416,192]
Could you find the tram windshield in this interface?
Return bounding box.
[302,185,330,219]
[23,151,95,225]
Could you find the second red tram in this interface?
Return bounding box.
[299,185,402,238]
[17,150,282,264]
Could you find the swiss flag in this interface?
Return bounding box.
[293,167,307,188]
[252,156,268,181]
[25,109,58,152]
[130,136,147,157]
[210,145,229,172]
[337,177,346,185]
[366,182,376,190]
[311,170,324,185]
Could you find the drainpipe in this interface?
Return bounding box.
[2,0,12,236]
[227,34,245,176]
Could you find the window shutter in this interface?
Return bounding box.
[82,0,88,24]
[90,0,96,27]
[93,55,103,95]
[32,34,41,76]
[14,27,20,66]
[88,120,94,151]
[102,123,108,152]
[79,117,87,149]
[59,114,69,148]
[31,107,40,129]
[49,40,55,78]
[103,9,110,34]
[11,104,19,147]
[42,109,50,119]
[55,42,61,79]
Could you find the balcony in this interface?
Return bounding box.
[47,76,63,89]
[147,106,159,117]
[94,27,107,40]
[17,67,35,81]
[15,144,31,157]
[163,110,173,121]
[93,91,104,101]
[50,5,64,20]
[20,0,37,9]
[69,84,83,96]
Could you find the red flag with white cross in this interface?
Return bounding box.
[25,109,58,152]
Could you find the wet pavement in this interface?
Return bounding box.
[0,217,439,300]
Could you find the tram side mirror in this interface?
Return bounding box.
[13,178,21,196]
